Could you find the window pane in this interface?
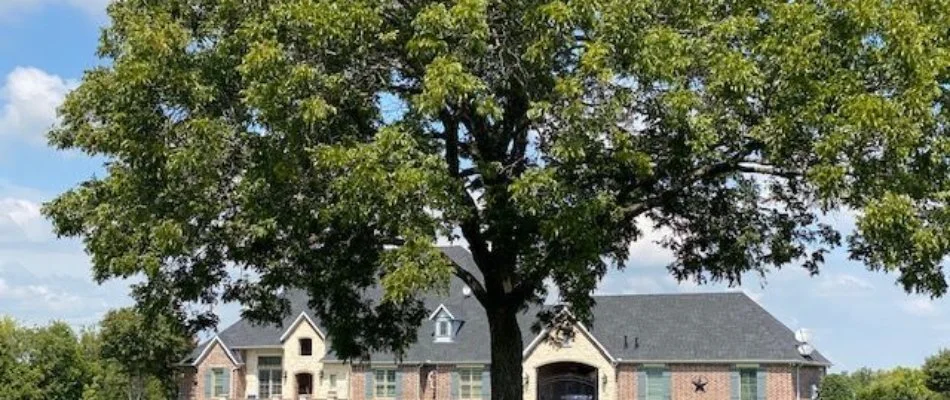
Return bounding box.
[260,356,282,366]
[387,370,396,381]
[387,384,397,397]
[740,370,757,400]
[645,369,665,400]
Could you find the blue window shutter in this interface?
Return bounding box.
[481,369,490,399]
[451,371,460,399]
[366,370,375,399]
[223,369,231,396]
[730,369,740,400]
[661,370,671,400]
[204,370,213,398]
[637,371,646,400]
[757,368,767,400]
[395,370,404,399]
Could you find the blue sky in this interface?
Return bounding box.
[0,1,947,374]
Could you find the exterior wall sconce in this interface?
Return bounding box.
[601,374,608,389]
[523,373,529,388]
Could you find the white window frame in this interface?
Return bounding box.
[258,356,283,399]
[458,367,483,400]
[212,368,229,397]
[374,369,397,399]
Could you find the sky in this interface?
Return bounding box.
[0,0,948,374]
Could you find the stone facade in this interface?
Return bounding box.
[522,327,616,400]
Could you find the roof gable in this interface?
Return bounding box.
[428,304,455,320]
[279,311,325,343]
[185,335,242,366]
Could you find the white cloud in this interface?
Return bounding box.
[626,216,675,267]
[0,278,82,311]
[816,273,875,297]
[902,297,940,317]
[0,67,77,145]
[0,197,50,242]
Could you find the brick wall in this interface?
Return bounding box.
[434,365,454,400]
[399,365,422,400]
[193,340,241,400]
[180,368,197,400]
[351,365,368,400]
[670,364,731,400]
[616,364,636,400]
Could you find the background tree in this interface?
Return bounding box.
[43,1,950,399]
[99,308,192,400]
[924,349,950,395]
[856,368,942,400]
[820,374,856,400]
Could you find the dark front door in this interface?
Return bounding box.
[537,363,598,400]
[296,373,313,395]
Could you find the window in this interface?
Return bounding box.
[644,369,668,400]
[458,368,483,400]
[438,320,450,336]
[740,369,757,400]
[374,369,397,398]
[258,356,282,399]
[300,338,312,356]
[330,374,337,388]
[212,368,228,397]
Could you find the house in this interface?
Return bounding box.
[178,246,829,400]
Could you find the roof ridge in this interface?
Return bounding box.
[592,291,746,298]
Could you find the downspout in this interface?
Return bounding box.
[795,363,801,400]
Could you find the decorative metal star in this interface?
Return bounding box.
[692,377,708,393]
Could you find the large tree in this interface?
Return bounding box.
[44,0,949,399]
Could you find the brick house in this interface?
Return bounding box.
[178,247,829,400]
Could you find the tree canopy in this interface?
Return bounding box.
[924,349,950,395]
[43,0,950,398]
[99,308,192,400]
[0,316,188,400]
[819,374,856,400]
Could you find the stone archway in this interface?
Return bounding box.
[537,362,598,400]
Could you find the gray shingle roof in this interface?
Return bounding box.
[188,246,829,366]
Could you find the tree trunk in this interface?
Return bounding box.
[488,305,524,400]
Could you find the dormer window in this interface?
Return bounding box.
[429,304,456,343]
[300,338,312,356]
[437,320,450,337]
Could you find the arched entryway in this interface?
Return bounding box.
[296,373,313,397]
[537,362,598,400]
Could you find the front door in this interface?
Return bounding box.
[537,363,598,400]
[296,373,313,397]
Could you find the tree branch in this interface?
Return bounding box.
[452,263,488,304]
[736,162,802,179]
[439,110,491,277]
